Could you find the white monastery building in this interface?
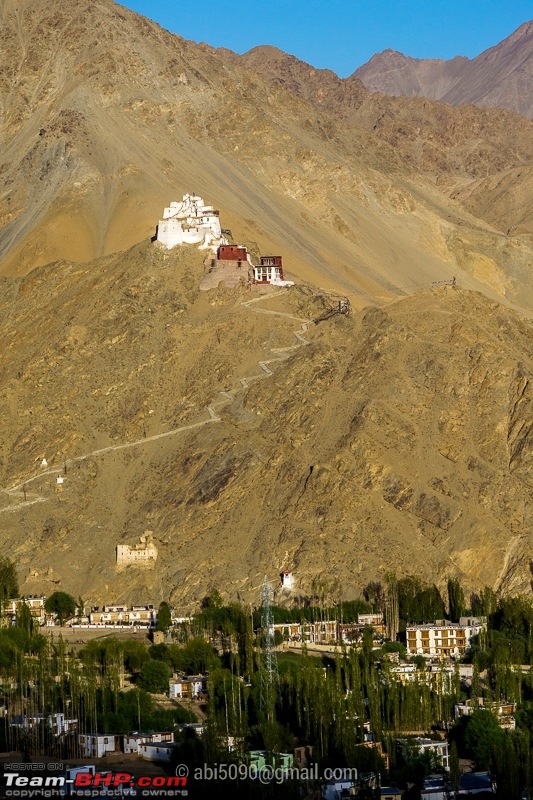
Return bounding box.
[253,256,293,287]
[156,191,294,289]
[156,193,228,251]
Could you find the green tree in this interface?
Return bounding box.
[201,590,223,610]
[156,601,172,632]
[45,591,76,625]
[138,659,171,693]
[464,709,503,770]
[170,638,219,675]
[15,602,34,634]
[493,733,521,800]
[397,577,444,627]
[0,557,18,604]
[449,740,460,790]
[447,578,465,622]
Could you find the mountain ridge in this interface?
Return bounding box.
[354,19,533,118]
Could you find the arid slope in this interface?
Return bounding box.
[0,244,532,605]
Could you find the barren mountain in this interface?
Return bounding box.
[2,0,533,604]
[354,21,533,118]
[236,45,533,242]
[2,0,533,312]
[1,244,532,606]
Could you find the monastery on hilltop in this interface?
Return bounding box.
[156,193,228,250]
[155,193,293,289]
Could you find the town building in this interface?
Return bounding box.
[169,674,208,700]
[357,613,386,631]
[176,722,205,737]
[271,620,338,645]
[421,775,449,800]
[123,731,173,754]
[381,789,402,800]
[457,772,494,795]
[87,604,155,627]
[10,713,78,736]
[4,596,47,626]
[138,742,178,762]
[269,614,385,646]
[399,737,449,771]
[339,612,386,644]
[156,194,227,251]
[385,661,456,694]
[78,733,119,758]
[454,698,516,730]
[405,617,486,658]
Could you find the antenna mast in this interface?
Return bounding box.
[260,575,280,721]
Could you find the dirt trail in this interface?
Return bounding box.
[1,292,311,514]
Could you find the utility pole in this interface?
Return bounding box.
[260,576,280,722]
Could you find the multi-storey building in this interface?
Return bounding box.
[405,617,486,658]
[4,596,47,626]
[87,604,155,627]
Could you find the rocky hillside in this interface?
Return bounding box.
[236,44,533,243]
[354,20,533,118]
[0,243,532,606]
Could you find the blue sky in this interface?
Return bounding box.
[118,0,533,77]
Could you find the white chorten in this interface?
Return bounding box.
[156,193,228,251]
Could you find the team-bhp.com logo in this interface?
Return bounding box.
[4,771,187,794]
[73,772,187,789]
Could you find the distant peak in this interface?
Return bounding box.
[243,45,287,59]
[506,19,533,42]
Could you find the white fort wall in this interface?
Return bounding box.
[156,193,228,251]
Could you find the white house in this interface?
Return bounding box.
[138,742,178,762]
[123,731,173,754]
[4,596,47,626]
[176,722,205,737]
[78,733,119,758]
[281,571,293,591]
[421,775,448,800]
[169,674,208,700]
[454,699,516,730]
[156,193,228,251]
[253,256,293,287]
[10,713,77,736]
